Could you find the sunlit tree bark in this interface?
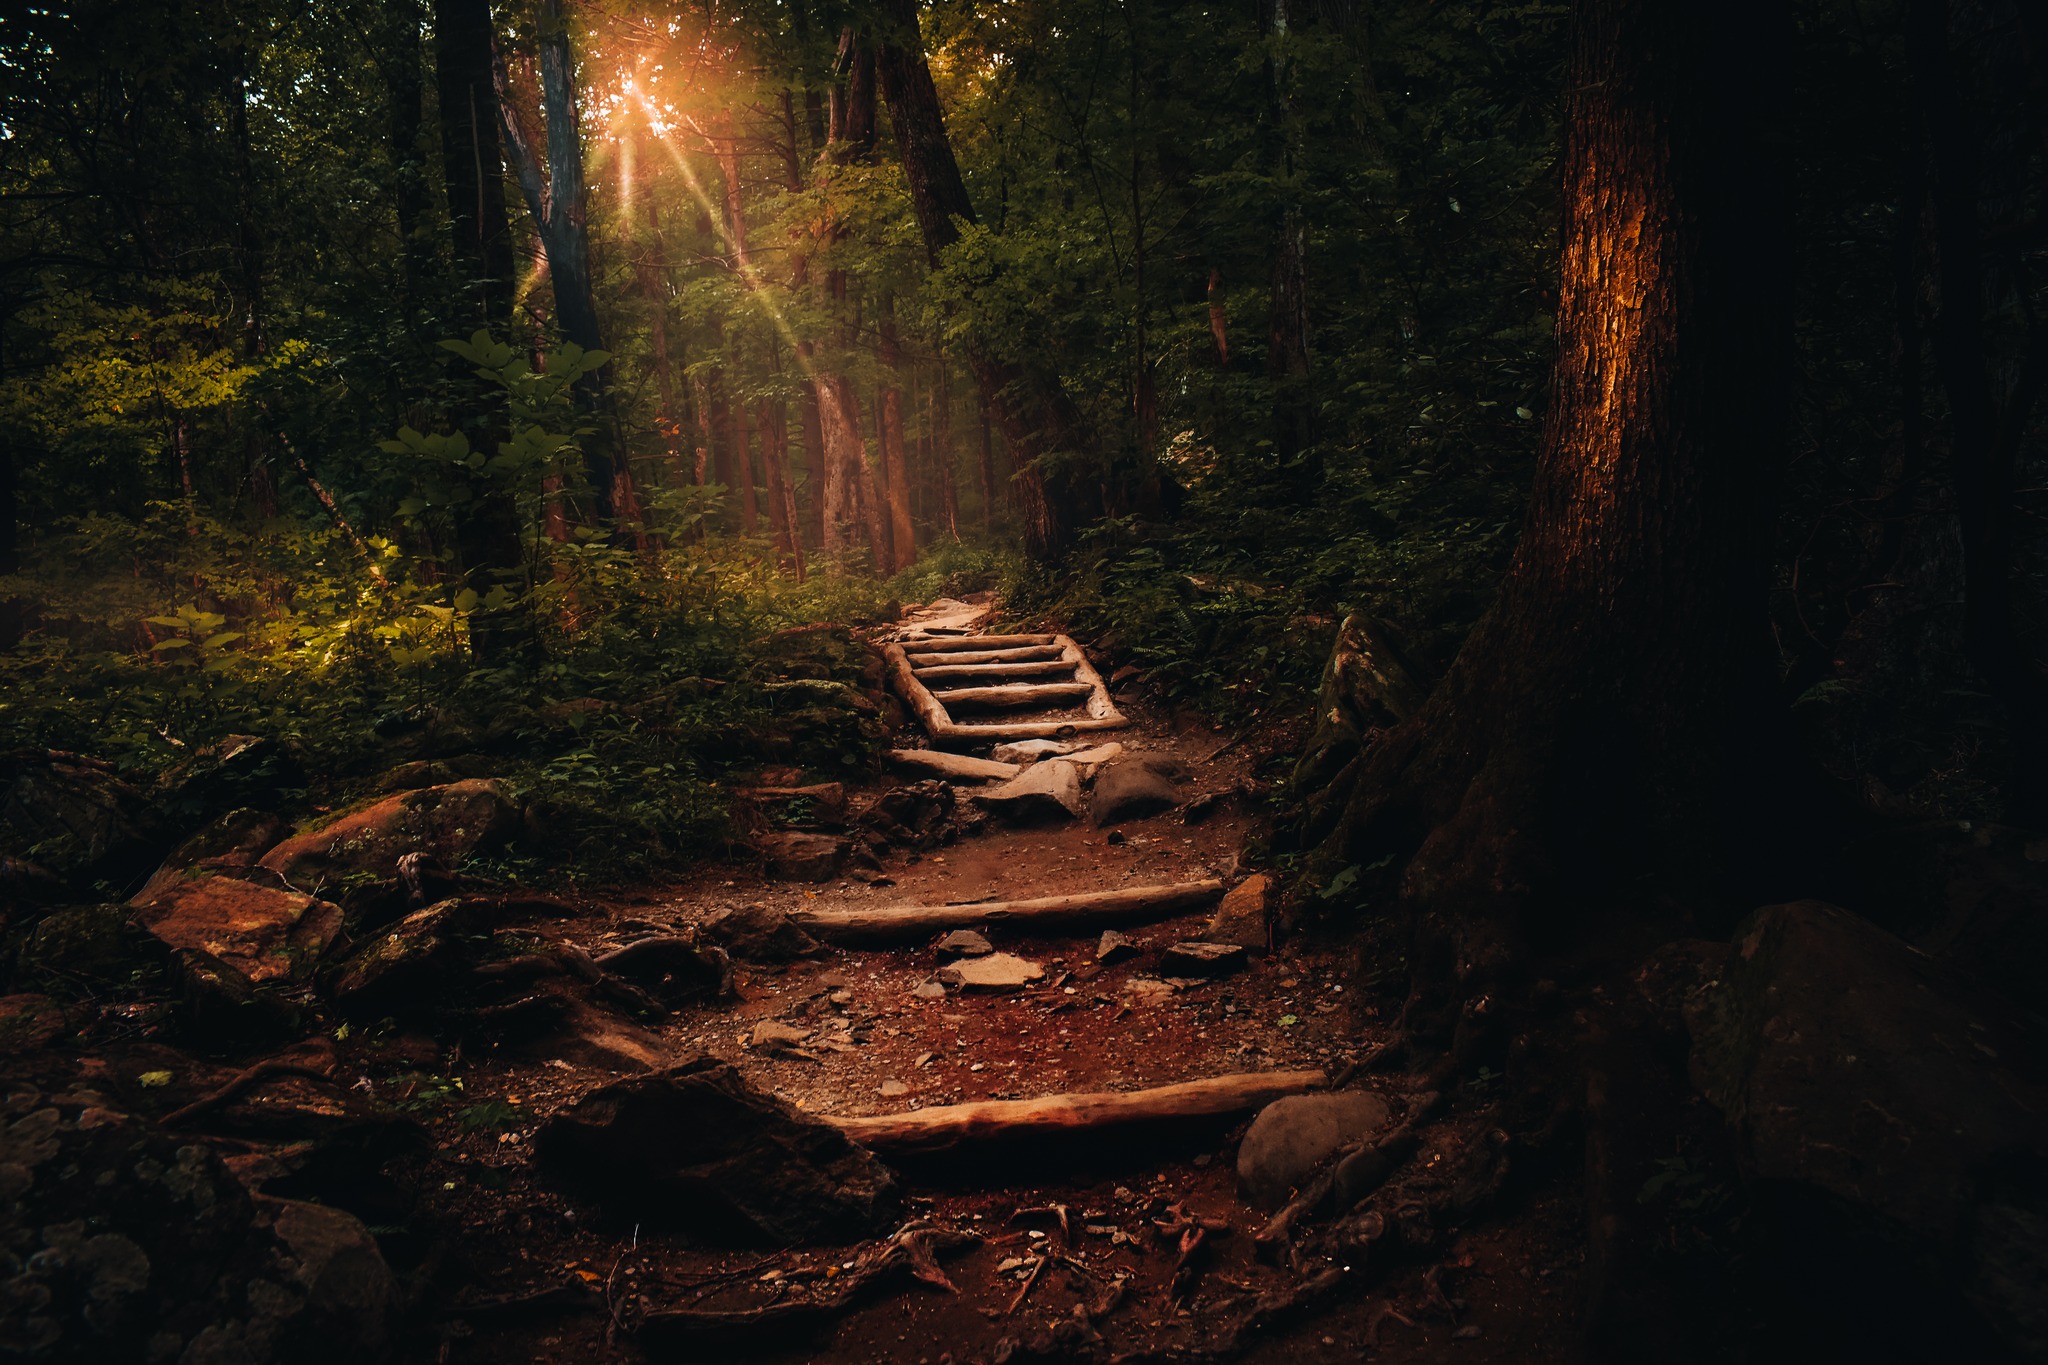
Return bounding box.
[1317,0,1794,1054]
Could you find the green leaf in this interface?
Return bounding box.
[151,638,193,651]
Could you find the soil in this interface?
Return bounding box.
[381,690,1587,1363]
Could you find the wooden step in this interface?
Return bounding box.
[926,682,1095,712]
[792,880,1225,944]
[901,633,1057,654]
[910,660,1076,684]
[914,660,1077,684]
[887,634,1127,743]
[830,1071,1328,1156]
[909,644,1065,668]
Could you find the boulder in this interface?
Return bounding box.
[536,1056,901,1243]
[258,780,519,904]
[0,750,168,894]
[756,831,849,882]
[1160,941,1247,976]
[700,905,823,963]
[1236,1091,1393,1210]
[974,760,1083,824]
[0,1092,397,1364]
[858,780,963,850]
[1091,758,1183,827]
[935,929,994,959]
[1206,874,1273,954]
[168,947,300,1045]
[936,952,1045,993]
[595,934,733,1003]
[325,898,480,1010]
[131,875,342,986]
[133,809,293,904]
[1096,930,1139,964]
[156,735,303,827]
[262,1198,398,1358]
[527,999,671,1073]
[1686,900,2048,1359]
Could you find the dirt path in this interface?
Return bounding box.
[416,615,1583,1364]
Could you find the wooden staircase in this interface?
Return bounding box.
[884,633,1127,746]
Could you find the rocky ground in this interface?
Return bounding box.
[5,604,2042,1364]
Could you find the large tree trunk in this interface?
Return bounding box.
[431,0,529,663]
[433,0,517,328]
[873,0,1100,561]
[1314,0,1792,1057]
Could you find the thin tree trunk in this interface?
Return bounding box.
[736,402,760,534]
[758,398,807,579]
[874,0,1101,560]
[1207,267,1230,366]
[977,380,999,528]
[636,203,688,485]
[1260,0,1313,467]
[495,0,623,523]
[879,305,915,571]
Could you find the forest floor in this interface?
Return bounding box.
[398,627,1586,1364]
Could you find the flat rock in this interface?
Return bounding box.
[1092,758,1183,826]
[887,749,1019,783]
[1097,930,1139,964]
[991,739,1079,764]
[911,980,948,1000]
[1237,1091,1394,1209]
[258,779,519,904]
[1206,874,1273,954]
[935,929,994,958]
[529,999,671,1073]
[974,760,1083,824]
[131,874,342,985]
[1160,940,1247,975]
[936,951,1045,992]
[326,897,480,1009]
[750,1019,810,1049]
[1063,742,1125,779]
[536,1055,901,1244]
[756,830,849,881]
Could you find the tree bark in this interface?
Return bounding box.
[635,203,689,485]
[433,0,517,328]
[494,0,626,525]
[873,0,1100,561]
[878,305,915,571]
[1908,0,2048,817]
[757,398,806,578]
[735,402,760,534]
[1314,0,1793,1056]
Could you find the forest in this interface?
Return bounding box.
[1,0,2044,1361]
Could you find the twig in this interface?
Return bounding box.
[1005,1254,1047,1315]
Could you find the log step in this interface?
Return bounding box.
[885,749,1020,783]
[792,880,1225,944]
[829,1071,1328,1155]
[928,682,1095,711]
[902,634,1058,654]
[912,659,1079,684]
[910,644,1066,668]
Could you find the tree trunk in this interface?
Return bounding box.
[873,0,1100,561]
[735,402,759,534]
[383,0,433,311]
[879,306,915,572]
[635,203,688,485]
[816,374,870,562]
[495,0,624,524]
[1908,0,2048,817]
[757,398,806,579]
[1260,0,1314,469]
[432,0,516,328]
[1315,0,1793,1057]
[977,381,1000,528]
